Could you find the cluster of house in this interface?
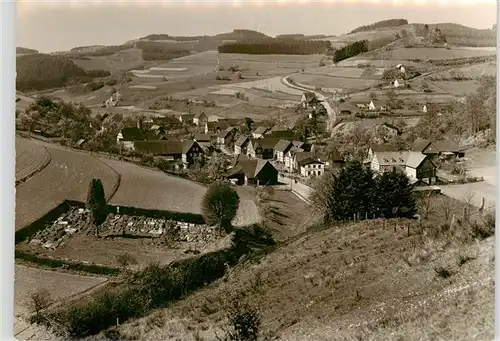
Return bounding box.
[365,137,465,185]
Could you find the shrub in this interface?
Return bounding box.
[222,300,261,341]
[434,266,453,279]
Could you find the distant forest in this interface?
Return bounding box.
[16,54,110,92]
[134,41,192,61]
[349,19,409,34]
[140,34,209,41]
[218,39,332,55]
[333,40,369,63]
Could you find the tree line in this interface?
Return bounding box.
[349,19,408,34]
[135,41,193,61]
[218,39,332,55]
[16,54,110,92]
[333,40,369,63]
[312,161,416,222]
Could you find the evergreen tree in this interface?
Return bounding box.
[312,161,376,222]
[86,178,107,236]
[375,170,416,219]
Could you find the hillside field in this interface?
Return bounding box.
[15,139,119,230]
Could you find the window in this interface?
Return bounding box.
[318,171,322,176]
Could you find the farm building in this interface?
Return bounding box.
[336,102,358,116]
[301,92,320,109]
[116,127,164,150]
[316,146,344,169]
[369,150,437,184]
[234,135,250,155]
[133,140,204,165]
[368,100,388,112]
[366,144,400,163]
[230,154,251,168]
[247,138,280,159]
[378,122,403,138]
[205,120,231,134]
[217,127,238,147]
[284,146,306,170]
[193,112,208,126]
[422,104,428,113]
[194,133,212,150]
[252,126,270,139]
[273,140,294,164]
[266,129,299,140]
[178,113,195,124]
[392,78,405,88]
[411,138,465,159]
[154,116,183,130]
[223,159,278,186]
[298,157,325,178]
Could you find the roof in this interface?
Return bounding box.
[120,127,146,141]
[274,140,293,152]
[405,152,427,169]
[382,122,402,133]
[207,121,231,131]
[226,159,275,179]
[134,140,199,156]
[433,139,461,153]
[302,92,317,103]
[194,133,211,142]
[231,154,250,167]
[298,157,324,167]
[253,126,269,135]
[225,118,244,126]
[411,138,432,153]
[180,113,195,119]
[375,151,408,166]
[266,130,298,140]
[194,112,207,118]
[253,138,280,150]
[217,127,236,138]
[294,151,313,163]
[235,135,250,147]
[394,78,405,83]
[287,146,305,155]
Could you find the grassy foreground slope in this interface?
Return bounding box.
[113,212,494,341]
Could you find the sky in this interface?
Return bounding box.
[16,0,497,53]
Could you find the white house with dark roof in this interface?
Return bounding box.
[369,149,437,184]
[298,157,325,178]
[273,140,294,163]
[234,135,250,155]
[252,126,270,139]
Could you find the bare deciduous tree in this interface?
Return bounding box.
[27,288,52,318]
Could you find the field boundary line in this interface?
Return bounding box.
[15,145,52,187]
[95,156,122,202]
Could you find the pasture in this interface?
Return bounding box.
[16,137,50,183]
[289,73,378,92]
[72,48,144,74]
[428,62,497,80]
[14,264,107,317]
[367,47,496,61]
[15,139,119,230]
[429,80,481,95]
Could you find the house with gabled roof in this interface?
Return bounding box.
[193,112,208,126]
[133,139,204,165]
[247,138,280,159]
[205,120,231,135]
[217,127,238,147]
[273,140,294,163]
[411,138,465,159]
[234,135,250,155]
[252,126,270,139]
[222,159,278,186]
[284,145,305,170]
[301,91,320,109]
[298,157,325,178]
[178,113,195,124]
[370,149,437,184]
[391,78,405,88]
[117,127,164,150]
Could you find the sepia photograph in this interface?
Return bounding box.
[6,0,497,340]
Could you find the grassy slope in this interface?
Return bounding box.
[110,194,493,341]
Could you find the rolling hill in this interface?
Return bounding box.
[16,47,39,55]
